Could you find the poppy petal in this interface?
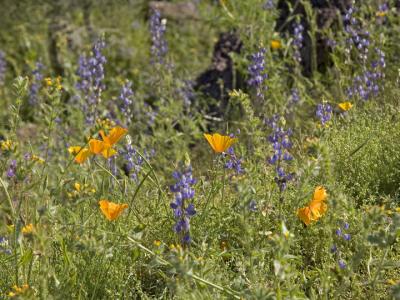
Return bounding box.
[89,139,105,154]
[74,148,92,164]
[107,127,128,145]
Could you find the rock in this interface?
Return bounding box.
[149,1,199,20]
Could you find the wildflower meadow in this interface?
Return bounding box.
[1,0,400,299]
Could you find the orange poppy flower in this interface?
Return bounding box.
[297,186,328,226]
[99,200,128,221]
[297,206,312,226]
[204,133,237,153]
[89,127,128,159]
[68,146,92,164]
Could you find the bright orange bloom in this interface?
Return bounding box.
[297,186,328,226]
[204,133,237,153]
[68,146,92,164]
[89,127,127,159]
[99,200,128,221]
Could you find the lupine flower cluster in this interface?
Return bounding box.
[149,9,168,65]
[6,159,17,178]
[122,139,154,182]
[0,50,6,86]
[288,87,300,108]
[144,103,157,126]
[293,22,304,63]
[29,61,44,105]
[263,0,275,10]
[178,80,194,109]
[170,165,197,244]
[118,80,134,126]
[377,2,389,18]
[224,147,244,175]
[316,102,332,126]
[331,222,351,269]
[343,4,386,101]
[266,115,294,192]
[344,6,370,62]
[76,39,106,124]
[248,47,268,99]
[347,47,385,100]
[0,237,11,255]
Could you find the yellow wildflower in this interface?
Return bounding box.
[1,139,12,151]
[74,182,81,192]
[55,76,62,90]
[153,240,162,247]
[270,39,282,50]
[22,224,34,235]
[338,102,353,111]
[376,11,387,17]
[44,77,53,87]
[31,155,45,164]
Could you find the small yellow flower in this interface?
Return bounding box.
[55,76,62,90]
[376,11,387,17]
[338,102,353,111]
[74,182,81,192]
[387,279,397,285]
[396,207,400,213]
[153,240,162,247]
[270,39,282,50]
[8,284,29,297]
[204,133,237,153]
[31,154,45,164]
[1,139,13,151]
[22,224,34,235]
[44,77,53,87]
